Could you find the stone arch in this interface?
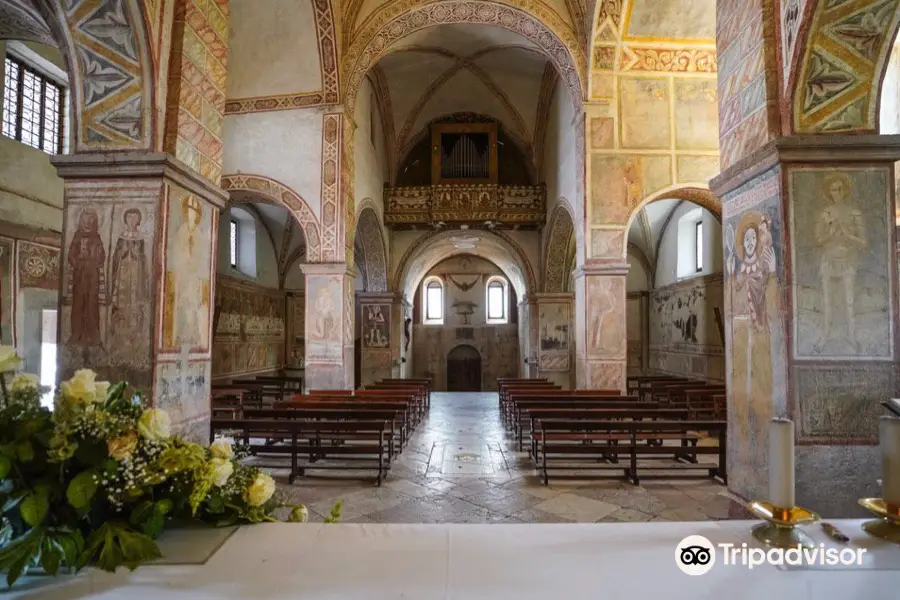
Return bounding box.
[393,229,537,300]
[343,0,587,117]
[790,0,900,133]
[544,199,575,292]
[21,0,156,150]
[353,203,389,292]
[622,186,721,260]
[220,174,322,263]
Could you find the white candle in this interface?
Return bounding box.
[769,418,795,509]
[880,417,900,506]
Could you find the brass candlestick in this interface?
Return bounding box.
[859,499,900,543]
[747,500,820,549]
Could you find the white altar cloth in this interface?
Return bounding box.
[10,520,900,599]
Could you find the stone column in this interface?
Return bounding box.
[518,295,539,378]
[533,293,574,389]
[357,291,405,386]
[300,263,356,390]
[573,263,628,393]
[710,135,900,516]
[52,152,227,441]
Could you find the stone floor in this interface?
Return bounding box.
[264,392,751,524]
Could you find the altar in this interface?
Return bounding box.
[10,520,900,599]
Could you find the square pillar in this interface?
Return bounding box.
[51,152,227,441]
[357,291,405,386]
[300,263,356,390]
[573,262,628,393]
[711,135,900,516]
[532,293,574,389]
[518,295,539,378]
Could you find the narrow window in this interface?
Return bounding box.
[486,277,508,324]
[230,219,238,268]
[2,55,65,154]
[695,220,704,272]
[424,279,443,323]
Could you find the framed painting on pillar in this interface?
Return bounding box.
[539,302,570,371]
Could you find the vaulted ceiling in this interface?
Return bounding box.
[0,0,57,47]
[370,23,562,171]
[227,199,307,280]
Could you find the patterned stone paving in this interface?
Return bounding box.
[269,392,751,523]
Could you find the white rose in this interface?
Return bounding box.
[94,381,111,403]
[9,373,39,392]
[209,439,233,460]
[137,408,171,441]
[210,458,234,487]
[60,369,98,403]
[246,473,276,506]
[0,346,22,373]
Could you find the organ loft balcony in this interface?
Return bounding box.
[383,114,546,231]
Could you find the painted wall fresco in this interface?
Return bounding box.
[154,359,211,443]
[722,166,787,501]
[0,237,11,345]
[162,190,212,354]
[286,294,305,367]
[165,0,230,183]
[586,276,626,359]
[362,303,390,349]
[212,277,286,379]
[649,274,725,380]
[17,242,60,290]
[60,182,161,387]
[790,168,893,359]
[412,324,518,391]
[305,274,343,364]
[538,301,570,371]
[620,77,671,149]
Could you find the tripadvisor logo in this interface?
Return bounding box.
[675,535,867,575]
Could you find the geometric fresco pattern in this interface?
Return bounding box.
[343,0,586,117]
[0,0,57,46]
[320,113,342,264]
[60,0,151,148]
[543,203,575,293]
[794,0,900,133]
[220,174,322,263]
[355,207,388,293]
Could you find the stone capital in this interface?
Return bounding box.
[50,151,228,208]
[356,291,405,305]
[529,292,575,303]
[711,134,900,197]
[573,261,630,278]
[299,262,358,278]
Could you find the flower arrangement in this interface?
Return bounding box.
[0,347,339,586]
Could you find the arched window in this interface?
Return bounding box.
[423,277,444,324]
[227,207,257,278]
[486,276,508,324]
[676,208,704,279]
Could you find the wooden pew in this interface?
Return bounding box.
[211,417,391,485]
[537,419,727,485]
[511,397,648,450]
[527,406,682,459]
[505,389,627,436]
[281,398,412,448]
[500,383,561,425]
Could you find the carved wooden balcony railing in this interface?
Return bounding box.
[383,184,546,228]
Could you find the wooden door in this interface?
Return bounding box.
[447,345,481,391]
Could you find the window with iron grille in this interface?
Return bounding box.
[2,55,65,154]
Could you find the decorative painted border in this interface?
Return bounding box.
[355,206,389,293]
[544,202,575,292]
[320,113,342,263]
[220,174,322,263]
[343,1,586,117]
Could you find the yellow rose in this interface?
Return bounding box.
[94,381,111,403]
[107,432,138,461]
[137,408,171,441]
[9,373,39,392]
[209,439,233,460]
[246,472,276,506]
[210,457,234,487]
[60,369,98,403]
[0,346,22,373]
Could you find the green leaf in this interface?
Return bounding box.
[141,512,165,538]
[129,501,154,527]
[19,491,49,527]
[78,523,161,574]
[0,444,15,459]
[0,455,10,479]
[39,542,61,575]
[154,499,173,515]
[6,555,28,587]
[66,470,98,509]
[15,441,33,463]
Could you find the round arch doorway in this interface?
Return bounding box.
[447,345,482,392]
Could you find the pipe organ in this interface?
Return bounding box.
[431,122,497,184]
